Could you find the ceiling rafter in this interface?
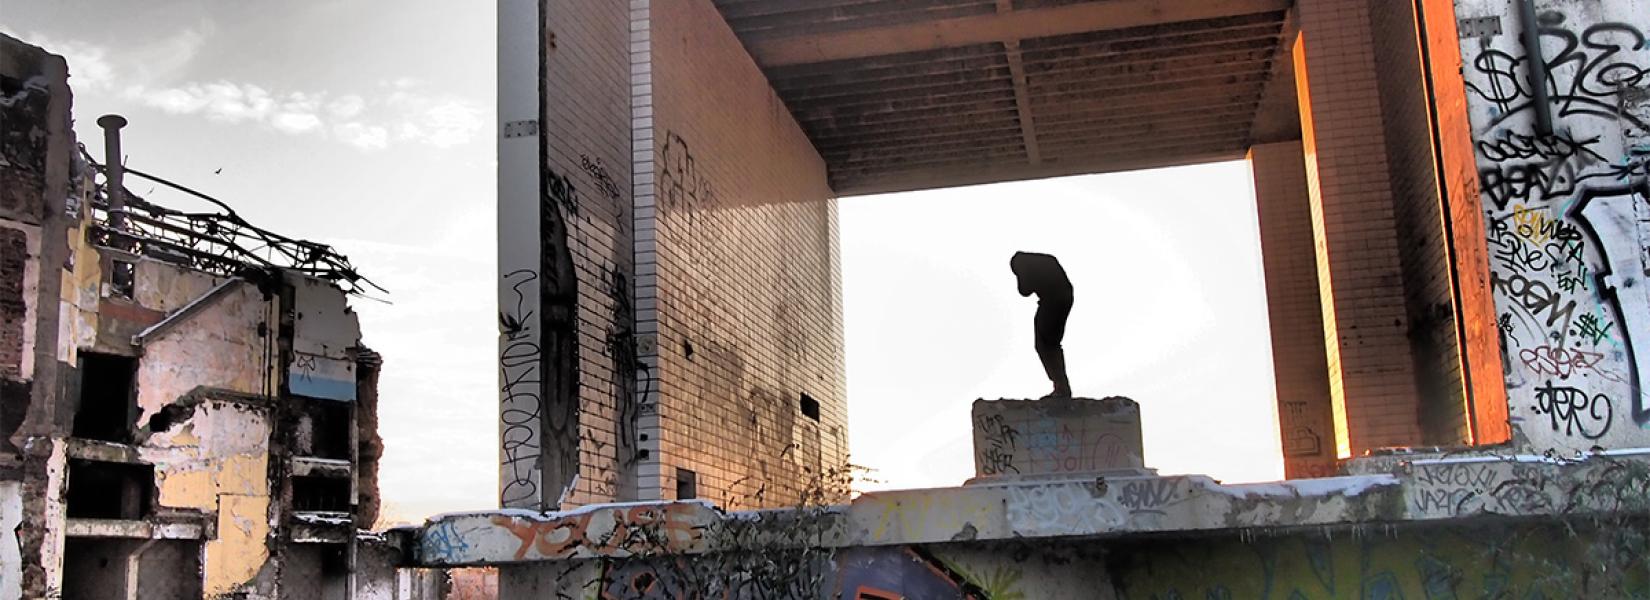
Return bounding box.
[745,0,1291,67]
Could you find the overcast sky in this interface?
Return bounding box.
[2,1,1281,522]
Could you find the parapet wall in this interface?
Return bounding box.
[415,450,1650,598]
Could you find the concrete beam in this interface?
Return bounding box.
[291,456,352,479]
[750,0,1292,66]
[64,438,144,465]
[63,518,205,540]
[410,450,1650,567]
[1246,9,1302,144]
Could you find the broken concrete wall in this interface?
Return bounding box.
[0,31,76,600]
[489,521,1644,600]
[0,481,19,598]
[144,397,275,597]
[290,275,359,402]
[1454,0,1650,455]
[640,0,848,509]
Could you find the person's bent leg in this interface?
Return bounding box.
[1035,302,1073,398]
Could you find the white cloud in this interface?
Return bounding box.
[387,93,486,148]
[26,33,114,89]
[116,77,483,151]
[272,111,323,134]
[334,122,389,150]
[26,35,485,151]
[327,95,365,118]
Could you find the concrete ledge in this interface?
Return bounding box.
[291,456,352,478]
[64,518,205,540]
[410,451,1650,567]
[64,438,144,464]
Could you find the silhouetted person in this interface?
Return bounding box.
[1011,251,1073,399]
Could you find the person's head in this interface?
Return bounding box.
[1010,251,1029,274]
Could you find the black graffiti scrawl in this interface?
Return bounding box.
[1459,0,1650,453]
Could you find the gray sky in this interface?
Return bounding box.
[3,1,1282,522]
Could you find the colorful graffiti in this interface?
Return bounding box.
[1112,522,1650,599]
[1458,0,1650,454]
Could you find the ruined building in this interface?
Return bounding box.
[1,33,392,598]
[410,0,1650,597]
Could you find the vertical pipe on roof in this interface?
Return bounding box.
[96,114,128,230]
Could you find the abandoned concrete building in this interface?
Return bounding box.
[409,0,1650,597]
[1,33,403,599]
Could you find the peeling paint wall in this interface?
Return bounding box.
[134,277,273,420]
[1,31,76,600]
[144,398,275,597]
[0,481,20,599]
[1455,0,1650,455]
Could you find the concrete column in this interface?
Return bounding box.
[1292,0,1423,457]
[1249,141,1338,478]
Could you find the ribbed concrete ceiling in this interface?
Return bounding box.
[711,0,1299,195]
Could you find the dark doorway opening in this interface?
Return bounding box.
[72,353,138,443]
[66,459,153,519]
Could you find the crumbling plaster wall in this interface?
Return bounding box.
[1454,0,1650,455]
[134,275,274,418]
[0,32,75,600]
[0,481,21,598]
[114,267,279,597]
[641,0,848,509]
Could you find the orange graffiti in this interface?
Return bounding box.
[490,504,704,560]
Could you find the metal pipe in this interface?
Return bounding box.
[96,114,129,229]
[1517,0,1554,135]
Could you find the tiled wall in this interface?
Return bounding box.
[1249,141,1338,478]
[1293,0,1424,456]
[541,0,639,507]
[1369,0,1468,446]
[640,0,848,508]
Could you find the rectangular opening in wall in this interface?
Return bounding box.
[294,396,353,460]
[281,543,349,600]
[62,538,136,599]
[135,540,205,599]
[110,259,135,298]
[66,459,153,519]
[800,393,820,421]
[675,467,697,500]
[72,352,138,443]
[292,475,351,513]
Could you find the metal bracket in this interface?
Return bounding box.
[1458,16,1502,38]
[502,119,539,138]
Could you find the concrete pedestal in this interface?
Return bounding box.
[970,396,1148,483]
